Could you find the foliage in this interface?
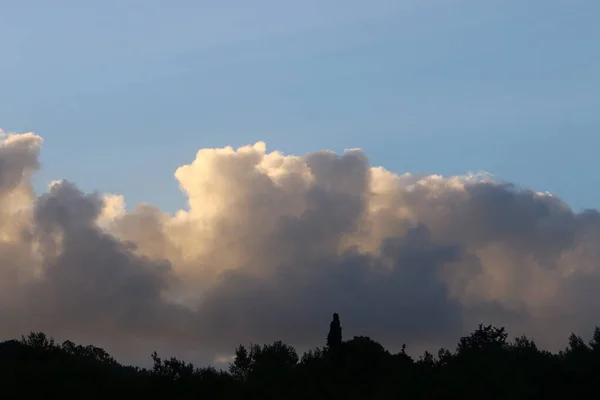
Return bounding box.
[3,314,600,398]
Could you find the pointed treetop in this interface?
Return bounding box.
[327,312,342,349]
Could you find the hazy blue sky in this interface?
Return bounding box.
[1,0,598,212]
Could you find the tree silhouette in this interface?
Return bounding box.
[230,345,252,382]
[326,312,342,350]
[4,317,600,398]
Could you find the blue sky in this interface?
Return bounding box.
[1,0,598,212]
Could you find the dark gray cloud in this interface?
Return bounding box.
[0,133,599,366]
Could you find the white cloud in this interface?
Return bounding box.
[0,130,599,365]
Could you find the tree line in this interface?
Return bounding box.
[2,313,600,398]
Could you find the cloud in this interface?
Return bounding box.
[0,129,599,365]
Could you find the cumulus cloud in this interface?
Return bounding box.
[0,129,599,365]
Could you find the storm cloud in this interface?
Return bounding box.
[0,129,598,366]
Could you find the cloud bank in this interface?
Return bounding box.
[0,129,599,366]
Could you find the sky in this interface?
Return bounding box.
[1,0,600,367]
[1,0,598,211]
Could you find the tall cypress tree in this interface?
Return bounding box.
[327,313,342,349]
